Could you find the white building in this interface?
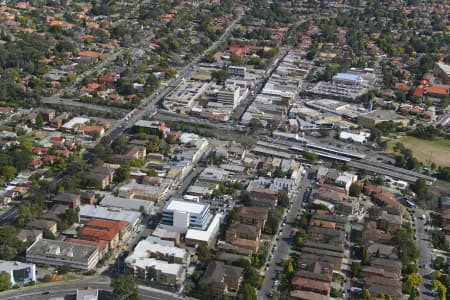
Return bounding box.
[162,199,212,231]
[185,213,223,247]
[0,260,36,286]
[125,238,185,285]
[218,85,241,109]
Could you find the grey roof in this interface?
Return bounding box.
[27,239,97,261]
[79,205,141,227]
[100,195,153,212]
[52,192,80,203]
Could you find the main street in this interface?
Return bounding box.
[258,168,313,299]
[0,276,183,300]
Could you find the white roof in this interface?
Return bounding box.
[125,238,184,275]
[339,131,367,143]
[185,213,222,242]
[79,205,141,227]
[0,260,34,272]
[165,199,208,214]
[62,117,90,130]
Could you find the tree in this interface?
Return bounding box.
[0,272,11,292]
[349,183,362,197]
[211,69,229,84]
[197,243,210,262]
[147,169,158,177]
[1,165,17,180]
[411,178,429,201]
[434,256,446,269]
[278,189,289,208]
[111,275,139,300]
[63,208,79,225]
[114,166,130,183]
[303,151,317,164]
[432,279,446,300]
[351,262,362,277]
[230,54,241,65]
[240,191,253,206]
[362,249,370,265]
[361,289,371,300]
[35,114,44,129]
[239,283,257,300]
[111,136,128,154]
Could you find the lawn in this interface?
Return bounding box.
[388,136,450,167]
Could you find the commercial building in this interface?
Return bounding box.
[228,66,246,77]
[163,80,211,114]
[78,218,129,250]
[79,205,141,232]
[162,199,211,231]
[26,239,99,270]
[185,213,222,247]
[118,181,170,203]
[358,110,409,129]
[435,62,450,82]
[100,195,154,214]
[332,73,363,86]
[217,85,241,109]
[0,260,36,286]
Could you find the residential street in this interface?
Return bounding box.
[414,209,434,300]
[258,169,313,299]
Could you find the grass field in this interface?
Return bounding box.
[387,136,450,167]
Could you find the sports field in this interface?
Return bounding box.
[389,136,450,167]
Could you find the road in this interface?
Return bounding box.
[414,209,434,300]
[258,169,313,299]
[0,277,183,300]
[0,207,18,226]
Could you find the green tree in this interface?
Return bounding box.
[63,208,79,225]
[197,243,210,262]
[303,151,317,164]
[147,169,158,177]
[362,249,370,265]
[278,189,289,208]
[1,165,17,180]
[230,54,241,65]
[411,178,429,201]
[0,272,11,292]
[111,275,139,300]
[211,70,229,84]
[239,283,257,300]
[432,279,446,300]
[111,136,128,154]
[361,289,371,300]
[114,166,130,183]
[35,114,44,129]
[349,183,362,197]
[351,262,362,277]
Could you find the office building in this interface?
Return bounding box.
[26,239,99,271]
[162,199,211,231]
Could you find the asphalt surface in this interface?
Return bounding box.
[0,278,182,300]
[414,209,434,300]
[0,207,18,226]
[258,169,313,299]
